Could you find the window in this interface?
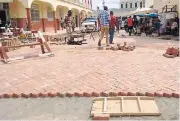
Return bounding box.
[135,3,137,8]
[31,4,40,21]
[140,2,143,8]
[47,7,53,21]
[121,4,123,9]
[130,3,132,8]
[126,3,128,8]
[3,3,9,9]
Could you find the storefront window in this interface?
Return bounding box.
[126,3,128,8]
[47,7,53,21]
[3,3,9,9]
[31,4,40,21]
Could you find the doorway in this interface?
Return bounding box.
[75,15,78,27]
[0,10,6,27]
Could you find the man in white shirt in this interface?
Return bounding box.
[171,20,178,36]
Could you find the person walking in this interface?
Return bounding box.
[116,17,119,34]
[65,10,73,34]
[155,18,161,36]
[98,6,110,49]
[171,19,178,36]
[127,16,133,36]
[60,18,64,30]
[109,11,116,44]
[119,16,122,30]
[72,17,75,32]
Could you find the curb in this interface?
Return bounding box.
[0,92,179,99]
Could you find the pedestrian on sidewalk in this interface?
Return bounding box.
[155,18,161,36]
[109,11,116,44]
[116,17,119,35]
[119,16,122,30]
[65,10,73,34]
[98,6,110,49]
[171,19,178,36]
[127,16,133,36]
[72,17,75,32]
[60,18,64,30]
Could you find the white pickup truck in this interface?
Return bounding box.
[80,17,98,32]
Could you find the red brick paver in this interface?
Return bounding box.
[0,36,179,95]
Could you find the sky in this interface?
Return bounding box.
[92,0,120,10]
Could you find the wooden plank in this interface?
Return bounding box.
[123,97,140,113]
[140,96,154,100]
[103,98,107,112]
[91,96,161,117]
[3,43,41,48]
[106,99,121,114]
[121,97,124,112]
[137,97,142,112]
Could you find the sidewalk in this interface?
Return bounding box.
[42,28,81,41]
[43,28,81,36]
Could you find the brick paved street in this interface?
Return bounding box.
[0,33,179,95]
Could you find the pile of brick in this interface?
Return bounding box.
[98,42,136,51]
[111,42,136,51]
[163,47,179,58]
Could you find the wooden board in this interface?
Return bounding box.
[91,96,161,117]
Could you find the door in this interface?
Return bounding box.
[75,15,78,27]
[0,10,6,27]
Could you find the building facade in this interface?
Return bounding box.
[145,0,179,16]
[145,0,154,8]
[0,0,92,33]
[120,0,145,10]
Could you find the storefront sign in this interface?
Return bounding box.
[0,0,13,3]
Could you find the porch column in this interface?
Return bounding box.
[26,8,32,30]
[53,11,57,33]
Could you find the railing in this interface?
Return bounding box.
[162,5,177,13]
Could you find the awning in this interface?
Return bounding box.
[0,0,13,3]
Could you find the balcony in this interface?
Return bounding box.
[162,5,177,13]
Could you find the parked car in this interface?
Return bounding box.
[81,17,98,32]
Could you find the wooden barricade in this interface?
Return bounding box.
[1,38,21,52]
[0,31,54,63]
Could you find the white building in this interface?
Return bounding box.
[120,0,145,10]
[116,0,146,16]
[93,0,147,17]
[145,0,154,8]
[145,0,179,17]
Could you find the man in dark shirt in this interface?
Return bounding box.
[65,10,73,34]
